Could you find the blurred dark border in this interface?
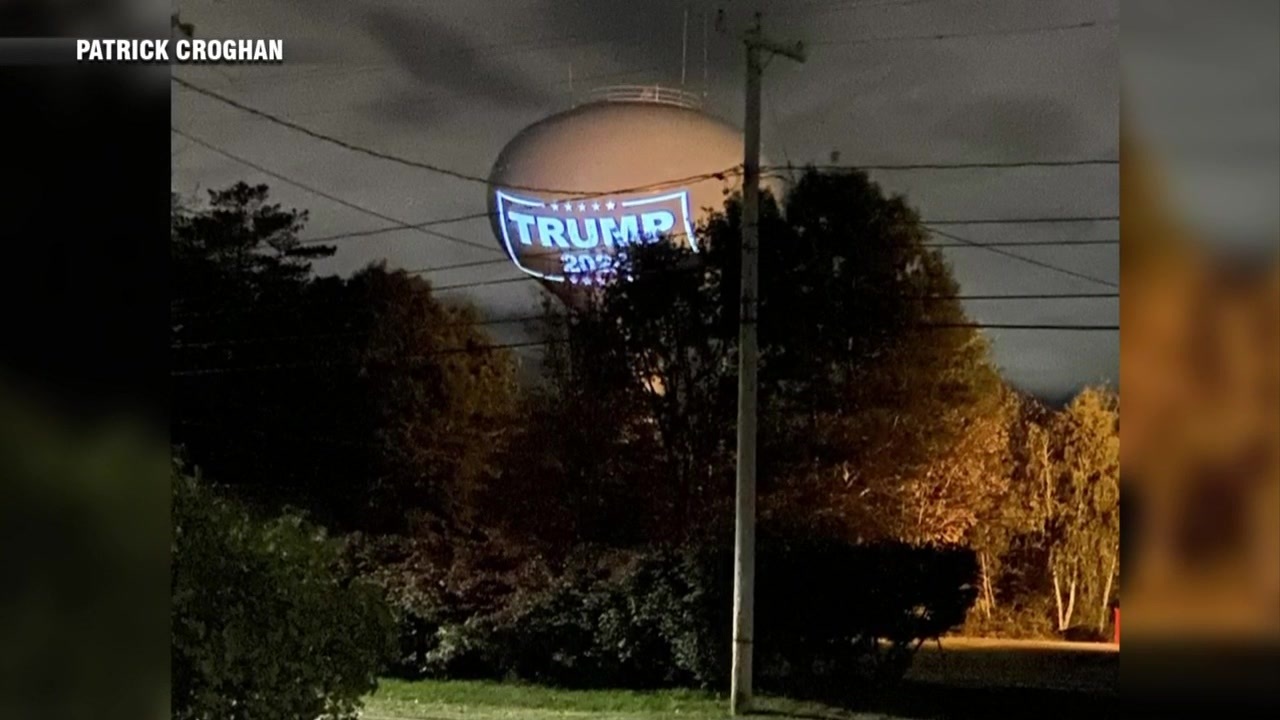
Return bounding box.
[1,3,170,720]
[1,2,168,421]
[1123,1,1280,717]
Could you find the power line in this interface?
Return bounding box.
[171,113,1119,289]
[946,293,1117,300]
[173,330,367,350]
[171,317,1120,376]
[921,322,1117,330]
[175,233,1118,313]
[173,75,742,200]
[400,240,1120,274]
[476,36,652,60]
[422,268,1116,297]
[172,314,556,350]
[403,257,513,275]
[172,127,503,256]
[291,209,1119,247]
[430,275,536,293]
[290,210,1122,248]
[298,211,496,246]
[171,272,539,321]
[293,212,1121,245]
[171,339,564,377]
[788,159,1118,171]
[315,220,691,249]
[173,85,1120,252]
[923,239,1118,248]
[925,226,1118,288]
[925,215,1119,226]
[178,75,1117,215]
[222,63,660,93]
[810,19,1117,46]
[173,290,1118,348]
[173,242,1120,317]
[787,0,949,17]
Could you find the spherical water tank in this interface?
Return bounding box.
[487,86,769,302]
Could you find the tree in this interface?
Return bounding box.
[514,168,1004,548]
[171,183,332,319]
[1026,386,1120,631]
[889,384,1017,547]
[172,468,394,720]
[171,183,519,534]
[891,385,1038,620]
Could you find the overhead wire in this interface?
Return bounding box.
[924,226,1118,288]
[173,287,1117,331]
[784,0,950,17]
[298,211,496,246]
[796,159,1117,170]
[925,215,1119,226]
[923,239,1118,248]
[173,75,743,201]
[173,96,1119,254]
[173,60,1120,296]
[175,75,1119,211]
[172,316,1120,376]
[809,19,1118,46]
[171,126,502,256]
[167,13,1120,381]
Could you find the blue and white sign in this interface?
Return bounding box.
[493,189,698,285]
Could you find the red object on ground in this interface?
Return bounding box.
[1113,608,1120,644]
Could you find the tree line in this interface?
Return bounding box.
[171,171,1118,717]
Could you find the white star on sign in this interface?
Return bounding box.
[605,200,616,210]
[591,202,600,211]
[577,203,587,212]
[550,203,559,211]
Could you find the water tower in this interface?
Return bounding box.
[487,85,761,303]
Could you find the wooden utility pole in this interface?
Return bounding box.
[731,10,804,717]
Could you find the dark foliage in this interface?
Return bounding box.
[344,531,552,679]
[172,470,395,720]
[355,532,977,700]
[171,184,517,534]
[493,169,1000,552]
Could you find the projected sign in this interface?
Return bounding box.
[494,189,698,285]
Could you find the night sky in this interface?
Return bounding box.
[171,0,1120,399]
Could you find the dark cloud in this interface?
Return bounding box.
[936,95,1084,159]
[360,3,551,121]
[532,0,731,87]
[355,87,464,127]
[174,0,1120,397]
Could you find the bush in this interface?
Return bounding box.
[344,531,551,678]
[738,536,979,700]
[1061,625,1110,643]
[960,602,1057,639]
[357,534,978,701]
[484,547,713,689]
[172,471,395,720]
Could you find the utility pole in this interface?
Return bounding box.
[731,10,804,717]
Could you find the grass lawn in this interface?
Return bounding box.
[362,664,1119,719]
[361,643,1120,719]
[361,679,876,719]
